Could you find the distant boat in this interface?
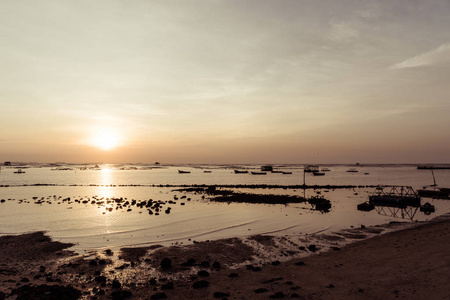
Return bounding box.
[234,170,248,174]
[312,171,325,176]
[203,170,212,173]
[14,168,25,174]
[420,202,435,213]
[417,165,450,170]
[417,169,450,199]
[178,170,190,174]
[251,171,267,175]
[304,165,319,173]
[346,168,358,173]
[282,171,292,174]
[321,168,330,172]
[261,165,273,171]
[357,201,375,211]
[418,188,449,199]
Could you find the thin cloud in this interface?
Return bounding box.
[329,20,360,42]
[392,43,450,69]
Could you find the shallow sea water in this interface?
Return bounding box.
[0,164,449,252]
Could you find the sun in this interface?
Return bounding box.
[89,128,122,151]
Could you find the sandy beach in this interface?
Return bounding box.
[1,213,448,300]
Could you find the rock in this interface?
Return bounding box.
[254,288,268,293]
[228,273,239,278]
[272,260,281,266]
[111,289,132,299]
[161,282,174,290]
[96,289,105,295]
[200,261,210,267]
[94,276,107,283]
[89,260,98,266]
[197,270,210,277]
[269,291,285,298]
[308,244,317,252]
[327,283,335,288]
[213,291,230,298]
[294,261,305,266]
[181,258,196,266]
[10,284,81,300]
[212,261,221,269]
[149,278,157,285]
[192,280,210,289]
[160,258,172,269]
[150,292,167,299]
[112,279,121,289]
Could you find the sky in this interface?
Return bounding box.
[0,0,449,164]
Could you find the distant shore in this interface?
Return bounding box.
[1,213,448,299]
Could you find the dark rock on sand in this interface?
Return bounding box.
[212,261,221,269]
[181,258,196,266]
[150,292,167,299]
[160,257,172,269]
[197,270,210,277]
[229,273,239,278]
[200,261,210,267]
[112,279,121,289]
[111,289,132,300]
[269,291,285,298]
[192,280,210,288]
[308,244,317,252]
[272,260,281,266]
[262,277,283,284]
[94,276,107,283]
[10,284,81,300]
[89,260,98,266]
[213,291,230,298]
[161,282,174,290]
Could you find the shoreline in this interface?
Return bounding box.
[1,214,448,299]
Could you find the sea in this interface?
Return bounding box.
[1,164,449,253]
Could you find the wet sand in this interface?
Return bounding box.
[0,215,448,299]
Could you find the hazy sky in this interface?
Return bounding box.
[1,0,449,164]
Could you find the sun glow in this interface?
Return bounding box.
[88,128,122,151]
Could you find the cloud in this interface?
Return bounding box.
[392,43,450,69]
[329,20,360,42]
